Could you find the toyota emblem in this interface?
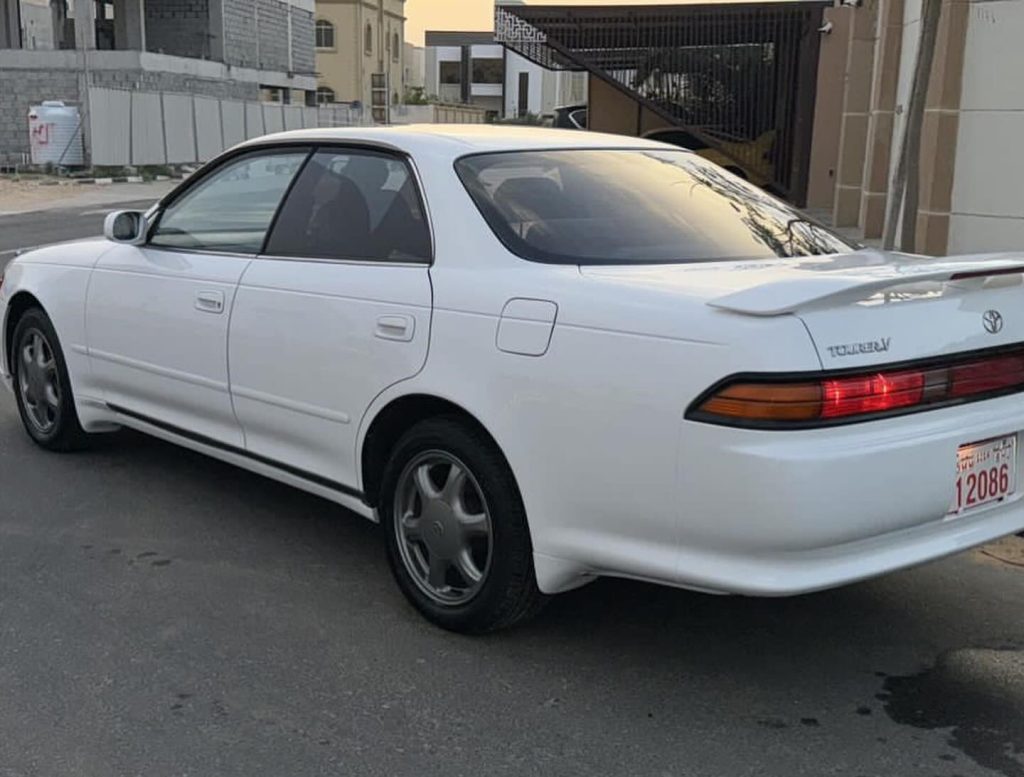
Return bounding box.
[983,309,1004,334]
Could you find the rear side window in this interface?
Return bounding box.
[264,149,432,263]
[149,150,309,253]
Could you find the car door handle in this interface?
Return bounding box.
[195,290,225,314]
[375,315,414,342]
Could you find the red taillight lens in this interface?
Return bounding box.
[690,347,1024,428]
[821,370,924,418]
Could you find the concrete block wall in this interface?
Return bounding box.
[0,68,81,160]
[0,66,257,159]
[145,0,211,59]
[291,7,314,74]
[222,0,314,74]
[222,0,258,68]
[89,69,257,100]
[255,0,288,71]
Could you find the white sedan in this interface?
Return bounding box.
[3,126,1024,632]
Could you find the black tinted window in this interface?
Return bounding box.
[456,149,856,265]
[265,149,431,263]
[149,150,308,253]
[647,130,709,151]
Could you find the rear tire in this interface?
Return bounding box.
[11,307,91,452]
[380,416,545,633]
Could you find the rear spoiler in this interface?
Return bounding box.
[708,253,1024,317]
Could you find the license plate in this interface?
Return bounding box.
[950,434,1017,515]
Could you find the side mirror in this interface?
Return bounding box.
[103,210,148,245]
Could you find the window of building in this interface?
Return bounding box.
[265,149,432,263]
[315,19,335,49]
[149,151,310,254]
[392,32,400,61]
[439,61,461,85]
[471,58,503,85]
[316,86,336,105]
[365,23,373,54]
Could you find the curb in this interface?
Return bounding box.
[74,174,159,186]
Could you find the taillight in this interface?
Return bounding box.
[688,347,1024,428]
[949,355,1024,398]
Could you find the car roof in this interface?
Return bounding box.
[238,124,673,160]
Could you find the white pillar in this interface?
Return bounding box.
[72,0,95,48]
[113,0,144,50]
[0,0,22,48]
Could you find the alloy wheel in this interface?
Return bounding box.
[393,450,494,606]
[17,329,61,435]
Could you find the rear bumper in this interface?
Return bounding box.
[671,496,1024,596]
[671,392,1024,594]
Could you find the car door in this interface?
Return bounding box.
[228,147,433,493]
[86,147,310,447]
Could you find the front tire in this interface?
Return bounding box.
[11,307,90,451]
[381,417,545,633]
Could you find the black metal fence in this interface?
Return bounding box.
[496,3,828,205]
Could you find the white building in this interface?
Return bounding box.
[403,41,424,91]
[423,30,585,121]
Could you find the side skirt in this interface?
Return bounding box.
[106,404,377,522]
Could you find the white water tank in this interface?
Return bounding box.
[28,101,85,166]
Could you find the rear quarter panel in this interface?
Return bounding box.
[363,147,824,590]
[364,265,821,589]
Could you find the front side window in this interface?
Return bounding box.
[265,149,431,263]
[149,150,308,254]
[455,149,857,265]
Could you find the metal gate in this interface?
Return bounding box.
[496,2,828,205]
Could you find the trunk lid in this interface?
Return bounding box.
[582,250,1024,369]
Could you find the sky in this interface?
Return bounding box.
[404,0,698,46]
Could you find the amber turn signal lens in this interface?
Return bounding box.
[698,381,823,422]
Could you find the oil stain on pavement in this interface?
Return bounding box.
[878,647,1024,776]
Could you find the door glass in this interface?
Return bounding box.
[264,149,431,263]
[149,150,309,253]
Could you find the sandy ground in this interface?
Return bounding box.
[0,177,176,215]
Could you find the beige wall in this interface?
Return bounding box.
[587,75,639,135]
[827,0,975,255]
[948,0,1024,253]
[806,6,851,211]
[832,0,880,227]
[587,74,672,137]
[316,0,405,107]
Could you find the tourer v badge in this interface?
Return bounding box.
[826,338,892,358]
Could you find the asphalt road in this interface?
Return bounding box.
[0,198,159,261]
[2,203,1024,777]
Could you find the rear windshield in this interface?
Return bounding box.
[455,149,857,265]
